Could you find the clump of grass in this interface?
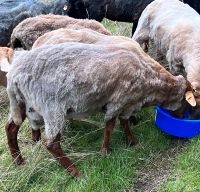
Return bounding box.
[103,19,132,37]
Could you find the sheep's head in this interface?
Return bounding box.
[171,80,196,118]
[0,47,13,73]
[174,81,200,120]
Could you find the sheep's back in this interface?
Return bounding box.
[7,43,152,115]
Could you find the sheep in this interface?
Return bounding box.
[132,0,200,119]
[0,0,69,47]
[10,14,112,50]
[32,27,170,125]
[32,28,142,49]
[6,41,196,177]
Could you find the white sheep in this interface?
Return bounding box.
[6,41,196,177]
[132,0,200,105]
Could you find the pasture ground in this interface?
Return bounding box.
[0,19,200,192]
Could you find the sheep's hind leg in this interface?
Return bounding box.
[46,132,81,177]
[100,117,116,155]
[119,117,138,146]
[5,103,26,165]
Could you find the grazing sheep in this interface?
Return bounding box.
[132,0,200,117]
[33,28,140,49]
[6,42,196,177]
[0,0,69,47]
[10,14,111,50]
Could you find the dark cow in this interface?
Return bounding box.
[0,0,68,46]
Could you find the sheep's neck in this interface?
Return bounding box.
[145,72,186,111]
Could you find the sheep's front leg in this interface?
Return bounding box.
[119,117,138,145]
[100,118,116,155]
[5,103,26,165]
[46,132,81,177]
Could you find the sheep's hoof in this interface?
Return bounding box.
[99,147,109,156]
[128,139,139,146]
[32,129,41,143]
[32,137,41,143]
[70,169,82,178]
[129,116,139,125]
[14,157,25,165]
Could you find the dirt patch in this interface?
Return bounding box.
[128,139,188,192]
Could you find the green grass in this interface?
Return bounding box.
[0,19,200,192]
[0,102,188,192]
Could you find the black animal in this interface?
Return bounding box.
[0,0,68,46]
[66,0,88,19]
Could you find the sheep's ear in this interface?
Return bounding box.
[185,91,196,107]
[0,59,11,72]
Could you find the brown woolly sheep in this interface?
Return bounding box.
[6,41,196,177]
[10,14,111,50]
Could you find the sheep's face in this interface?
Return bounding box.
[0,47,13,72]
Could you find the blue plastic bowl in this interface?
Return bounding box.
[155,106,200,138]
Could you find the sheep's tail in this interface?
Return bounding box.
[7,84,23,126]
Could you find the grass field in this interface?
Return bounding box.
[0,20,200,192]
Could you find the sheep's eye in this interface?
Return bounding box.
[192,87,197,92]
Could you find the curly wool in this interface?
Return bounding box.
[10,14,111,50]
[7,42,187,144]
